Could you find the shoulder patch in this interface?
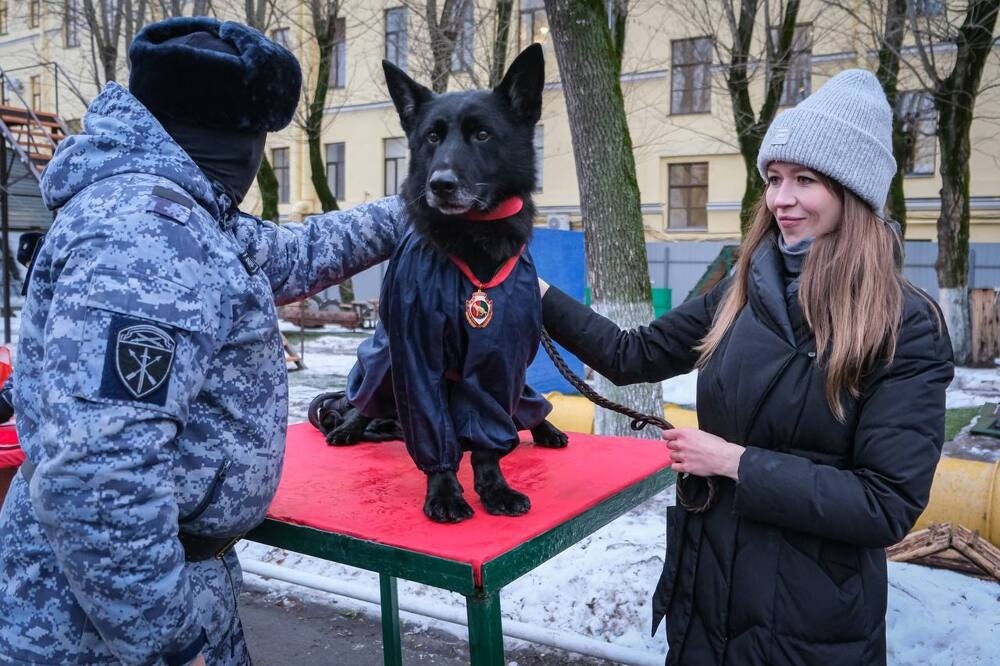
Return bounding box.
[99,314,176,405]
[147,185,193,225]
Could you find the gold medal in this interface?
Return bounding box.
[449,246,525,330]
[465,290,494,328]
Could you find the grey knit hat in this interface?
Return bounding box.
[757,69,896,216]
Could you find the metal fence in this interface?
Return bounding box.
[647,240,1000,304]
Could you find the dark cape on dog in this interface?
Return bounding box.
[349,227,550,473]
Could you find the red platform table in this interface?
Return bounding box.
[248,422,675,666]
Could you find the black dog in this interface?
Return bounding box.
[313,44,568,523]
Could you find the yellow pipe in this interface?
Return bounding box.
[915,456,1000,547]
[545,393,1000,547]
[543,392,699,434]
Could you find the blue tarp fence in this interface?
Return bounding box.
[527,228,586,394]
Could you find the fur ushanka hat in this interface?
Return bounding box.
[128,17,301,133]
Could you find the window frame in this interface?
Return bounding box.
[329,17,346,89]
[30,75,41,111]
[385,7,408,72]
[770,23,812,107]
[898,90,937,176]
[667,162,709,231]
[64,0,80,48]
[29,0,41,29]
[383,137,408,197]
[518,0,548,51]
[272,147,291,205]
[325,141,346,200]
[670,36,713,115]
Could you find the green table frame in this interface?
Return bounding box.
[247,466,674,665]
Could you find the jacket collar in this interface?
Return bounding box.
[747,233,797,346]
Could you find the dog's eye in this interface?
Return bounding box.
[427,132,441,144]
[474,129,490,142]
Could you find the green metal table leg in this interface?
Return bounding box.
[466,590,504,666]
[379,574,402,666]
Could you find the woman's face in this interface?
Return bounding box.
[764,162,843,245]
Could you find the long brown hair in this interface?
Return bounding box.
[696,177,905,421]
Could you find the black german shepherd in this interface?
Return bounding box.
[314,44,568,523]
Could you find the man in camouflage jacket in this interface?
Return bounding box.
[0,18,403,665]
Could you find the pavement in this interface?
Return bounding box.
[239,585,621,666]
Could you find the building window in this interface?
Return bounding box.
[771,24,811,106]
[384,137,408,196]
[912,0,945,17]
[898,91,937,176]
[519,0,548,50]
[64,0,79,47]
[29,0,41,28]
[0,1,8,35]
[668,163,708,230]
[533,125,544,192]
[451,1,474,73]
[325,142,345,200]
[671,37,712,115]
[30,75,41,110]
[272,147,290,204]
[385,7,408,72]
[329,17,346,89]
[271,27,291,48]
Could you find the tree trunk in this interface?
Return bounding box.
[930,0,999,365]
[721,0,801,235]
[935,103,973,364]
[489,1,514,87]
[426,0,460,94]
[875,0,908,233]
[256,155,279,222]
[543,0,660,438]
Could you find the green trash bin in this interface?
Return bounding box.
[583,287,671,317]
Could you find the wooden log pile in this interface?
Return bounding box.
[887,522,1000,581]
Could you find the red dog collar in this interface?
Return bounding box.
[462,196,524,221]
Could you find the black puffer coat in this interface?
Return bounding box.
[542,236,954,665]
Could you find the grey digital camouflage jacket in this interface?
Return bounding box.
[0,82,404,665]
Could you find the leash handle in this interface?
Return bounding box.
[540,328,718,514]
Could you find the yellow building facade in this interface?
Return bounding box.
[1,0,998,241]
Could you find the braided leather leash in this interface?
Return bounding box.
[540,329,718,513]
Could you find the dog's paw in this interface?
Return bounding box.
[530,420,569,448]
[424,494,475,523]
[325,426,364,446]
[479,486,531,516]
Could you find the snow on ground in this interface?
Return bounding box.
[239,330,1000,665]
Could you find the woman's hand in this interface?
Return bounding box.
[538,277,550,297]
[662,428,745,481]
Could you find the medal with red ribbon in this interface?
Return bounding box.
[449,246,525,329]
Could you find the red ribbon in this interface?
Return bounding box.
[449,245,525,289]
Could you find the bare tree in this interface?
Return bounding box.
[542,0,662,438]
[402,0,517,91]
[243,0,281,221]
[912,0,1000,364]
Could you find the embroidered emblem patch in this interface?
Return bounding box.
[115,324,176,399]
[771,128,791,145]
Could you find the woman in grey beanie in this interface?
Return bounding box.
[538,69,954,665]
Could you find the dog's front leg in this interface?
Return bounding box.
[424,470,475,523]
[472,450,531,516]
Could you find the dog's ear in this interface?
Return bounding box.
[383,60,434,135]
[494,43,544,126]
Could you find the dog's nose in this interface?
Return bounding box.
[429,170,458,197]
